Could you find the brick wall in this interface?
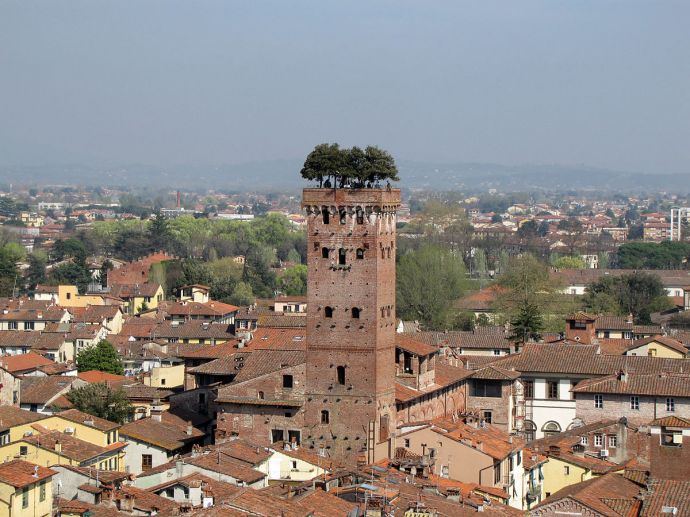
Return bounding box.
[302,188,400,465]
[576,393,690,426]
[215,363,306,445]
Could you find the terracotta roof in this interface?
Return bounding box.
[629,335,688,355]
[0,351,54,373]
[121,320,235,340]
[413,329,511,350]
[649,415,690,428]
[78,370,128,383]
[256,312,306,328]
[566,311,597,322]
[233,349,305,383]
[533,472,641,517]
[113,485,180,516]
[23,430,125,462]
[0,406,49,431]
[395,334,437,357]
[56,464,131,484]
[294,488,358,517]
[244,327,306,351]
[0,459,55,488]
[220,488,305,517]
[434,362,475,386]
[20,376,80,405]
[596,314,634,331]
[57,498,129,516]
[184,451,266,484]
[158,300,238,318]
[430,417,524,461]
[188,352,251,376]
[110,282,161,299]
[214,439,271,465]
[147,473,241,503]
[121,383,173,401]
[0,307,68,322]
[469,365,520,381]
[68,305,122,322]
[640,479,690,517]
[572,372,690,397]
[490,343,690,376]
[119,412,204,450]
[56,408,120,432]
[599,338,634,355]
[174,341,241,359]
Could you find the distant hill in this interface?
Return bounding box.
[0,160,688,193]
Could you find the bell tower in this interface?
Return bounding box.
[302,187,400,464]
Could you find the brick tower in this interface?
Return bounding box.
[302,187,400,465]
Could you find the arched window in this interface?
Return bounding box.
[351,307,361,319]
[321,247,330,259]
[542,421,561,437]
[324,306,334,318]
[524,420,536,442]
[337,366,346,385]
[338,248,346,265]
[381,248,385,259]
[339,208,347,225]
[356,248,365,260]
[356,209,364,225]
[258,391,264,400]
[321,207,330,224]
[387,247,391,259]
[321,410,330,424]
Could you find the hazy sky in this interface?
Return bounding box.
[1,1,689,173]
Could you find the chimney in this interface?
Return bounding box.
[54,440,62,454]
[626,313,633,324]
[186,423,193,436]
[151,398,162,422]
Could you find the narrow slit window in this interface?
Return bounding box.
[321,410,330,424]
[339,248,346,265]
[322,208,330,224]
[356,209,364,224]
[337,366,346,385]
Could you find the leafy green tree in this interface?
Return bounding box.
[553,256,586,269]
[65,383,134,424]
[76,340,124,375]
[300,143,345,187]
[491,214,503,223]
[617,241,690,270]
[230,281,255,306]
[583,272,672,324]
[52,238,87,262]
[628,223,644,240]
[396,245,468,330]
[49,262,92,293]
[278,264,307,296]
[494,254,570,333]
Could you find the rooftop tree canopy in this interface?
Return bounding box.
[300,143,399,188]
